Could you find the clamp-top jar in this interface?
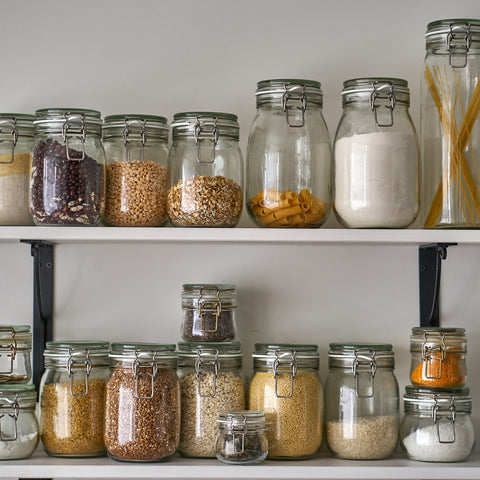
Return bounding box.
[246,79,331,228]
[31,108,105,225]
[0,114,34,225]
[325,343,399,460]
[103,115,169,226]
[167,112,243,227]
[0,325,31,384]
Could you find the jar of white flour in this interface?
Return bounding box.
[333,78,419,228]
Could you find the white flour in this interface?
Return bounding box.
[0,431,38,459]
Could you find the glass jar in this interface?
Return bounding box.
[105,343,180,462]
[181,284,237,342]
[31,108,105,225]
[177,342,245,458]
[0,325,31,384]
[102,114,169,226]
[249,344,323,459]
[333,78,420,228]
[216,410,268,464]
[421,19,480,228]
[325,343,399,460]
[410,327,467,389]
[167,112,243,227]
[40,341,110,457]
[246,79,331,228]
[0,385,38,460]
[400,386,475,462]
[0,114,34,225]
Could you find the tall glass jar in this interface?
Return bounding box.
[0,385,39,460]
[0,325,31,384]
[400,386,475,462]
[104,343,180,462]
[177,342,245,458]
[167,112,243,227]
[102,115,169,226]
[325,343,399,460]
[40,341,110,457]
[0,114,34,225]
[421,19,480,228]
[246,79,331,228]
[249,344,323,459]
[31,108,105,225]
[333,78,420,228]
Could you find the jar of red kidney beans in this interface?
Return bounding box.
[31,108,106,225]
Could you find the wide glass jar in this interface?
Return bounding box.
[181,284,237,342]
[325,343,399,460]
[40,341,109,457]
[400,386,475,462]
[246,79,331,228]
[216,410,268,464]
[410,327,467,389]
[333,78,420,228]
[0,325,31,384]
[177,342,245,458]
[105,343,180,462]
[0,114,34,225]
[249,344,323,459]
[31,108,105,225]
[167,112,243,227]
[0,385,39,460]
[421,19,480,228]
[103,115,169,226]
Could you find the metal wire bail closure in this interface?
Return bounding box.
[67,348,92,397]
[229,414,248,453]
[194,115,219,164]
[0,327,17,375]
[370,80,396,127]
[282,82,307,128]
[422,333,446,380]
[122,117,147,163]
[132,349,158,399]
[447,22,472,68]
[0,117,18,165]
[352,348,377,398]
[433,395,457,444]
[0,393,19,441]
[273,348,297,398]
[195,348,219,398]
[198,286,222,333]
[62,112,87,161]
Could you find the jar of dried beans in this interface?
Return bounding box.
[0,114,34,225]
[167,112,243,227]
[102,115,169,226]
[325,343,399,460]
[0,325,32,384]
[104,343,180,462]
[31,108,105,225]
[410,327,467,389]
[246,79,332,228]
[177,342,245,458]
[181,284,237,342]
[40,341,110,457]
[249,344,323,459]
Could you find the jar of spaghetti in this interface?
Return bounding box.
[410,327,467,389]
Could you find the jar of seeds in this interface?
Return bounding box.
[177,342,245,458]
[167,112,243,227]
[40,341,110,457]
[0,325,32,384]
[104,343,180,462]
[102,114,169,226]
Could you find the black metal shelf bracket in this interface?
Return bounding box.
[20,240,54,395]
[419,243,456,328]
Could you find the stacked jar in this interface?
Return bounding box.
[400,327,474,462]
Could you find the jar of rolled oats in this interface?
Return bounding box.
[167,112,243,227]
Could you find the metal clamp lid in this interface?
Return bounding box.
[194,347,220,398]
[352,348,377,398]
[0,393,19,441]
[421,332,446,380]
[433,394,457,444]
[123,117,146,163]
[272,348,297,399]
[132,349,158,399]
[217,411,266,452]
[446,22,472,68]
[61,112,87,161]
[0,117,18,165]
[370,80,396,127]
[0,327,18,376]
[197,286,221,333]
[282,82,307,128]
[66,348,92,397]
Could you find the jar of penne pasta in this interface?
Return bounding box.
[246,79,332,228]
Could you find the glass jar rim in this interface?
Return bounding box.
[404,385,472,409]
[110,342,176,356]
[411,327,465,336]
[253,343,318,357]
[104,114,168,125]
[102,114,169,142]
[171,112,239,140]
[182,283,235,292]
[255,79,323,108]
[0,325,31,350]
[218,410,266,429]
[426,18,480,42]
[44,340,110,360]
[342,77,409,94]
[328,342,393,355]
[0,114,35,138]
[177,341,242,357]
[0,384,37,405]
[34,108,102,123]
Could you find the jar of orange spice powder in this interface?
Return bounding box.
[410,327,466,389]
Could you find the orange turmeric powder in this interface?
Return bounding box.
[410,352,466,388]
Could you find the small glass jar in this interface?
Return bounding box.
[400,386,475,462]
[421,19,480,228]
[249,344,323,459]
[181,284,237,342]
[333,78,420,228]
[167,112,243,227]
[0,114,34,225]
[105,343,180,462]
[0,385,39,460]
[216,410,268,464]
[0,325,32,384]
[325,343,399,460]
[177,342,245,458]
[102,115,169,226]
[31,108,105,225]
[40,341,110,457]
[246,79,331,228]
[410,327,467,389]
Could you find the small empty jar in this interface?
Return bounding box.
[0,325,32,384]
